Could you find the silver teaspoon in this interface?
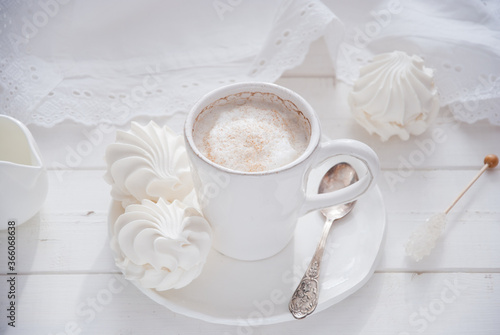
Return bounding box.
[289,162,358,319]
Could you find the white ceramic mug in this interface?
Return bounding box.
[184,82,379,261]
[0,115,48,229]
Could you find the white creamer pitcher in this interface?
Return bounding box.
[0,115,48,229]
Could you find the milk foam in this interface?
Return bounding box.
[193,94,310,172]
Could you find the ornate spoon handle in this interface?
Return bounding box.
[289,216,335,319]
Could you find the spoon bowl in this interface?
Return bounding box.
[289,162,359,319]
[319,162,359,220]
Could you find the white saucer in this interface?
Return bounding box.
[108,159,386,326]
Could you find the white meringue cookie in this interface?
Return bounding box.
[349,51,440,141]
[110,198,212,290]
[105,121,193,208]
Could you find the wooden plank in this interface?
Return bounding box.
[43,170,111,214]
[0,213,115,274]
[0,273,498,334]
[1,169,498,274]
[378,169,500,213]
[43,168,499,215]
[2,209,497,274]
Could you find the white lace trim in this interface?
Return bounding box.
[0,0,336,127]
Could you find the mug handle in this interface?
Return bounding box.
[299,139,380,216]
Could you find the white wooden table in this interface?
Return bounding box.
[1,38,499,334]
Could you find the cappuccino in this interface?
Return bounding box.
[193,92,310,172]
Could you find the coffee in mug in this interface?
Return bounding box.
[192,92,310,173]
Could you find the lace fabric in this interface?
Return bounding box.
[323,0,500,125]
[0,0,339,127]
[2,0,499,127]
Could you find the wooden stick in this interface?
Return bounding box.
[444,154,498,215]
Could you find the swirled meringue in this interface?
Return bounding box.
[105,121,193,208]
[110,198,212,290]
[349,51,440,141]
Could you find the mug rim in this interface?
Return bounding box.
[184,82,321,175]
